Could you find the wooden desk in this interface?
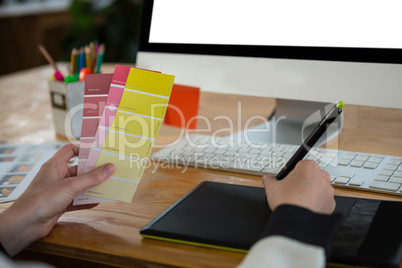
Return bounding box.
[0,64,401,267]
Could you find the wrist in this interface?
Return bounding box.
[0,201,42,256]
[262,204,343,257]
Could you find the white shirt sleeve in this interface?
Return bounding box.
[238,235,326,268]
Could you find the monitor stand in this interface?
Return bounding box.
[230,99,344,147]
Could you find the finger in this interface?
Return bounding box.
[321,170,331,183]
[67,163,115,193]
[67,203,99,212]
[297,160,327,183]
[51,144,79,164]
[296,159,320,173]
[68,165,78,177]
[329,195,336,212]
[262,174,278,188]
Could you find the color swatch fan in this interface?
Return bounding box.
[74,66,175,204]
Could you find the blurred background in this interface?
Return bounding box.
[0,0,143,76]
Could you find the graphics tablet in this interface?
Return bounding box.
[140,181,402,268]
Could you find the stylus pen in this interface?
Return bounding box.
[276,101,344,180]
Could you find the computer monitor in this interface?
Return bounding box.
[136,0,402,145]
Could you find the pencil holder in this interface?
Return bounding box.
[48,81,84,139]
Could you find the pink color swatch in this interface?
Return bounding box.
[77,73,112,175]
[83,65,131,173]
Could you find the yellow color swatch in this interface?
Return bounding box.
[111,111,163,139]
[103,131,154,159]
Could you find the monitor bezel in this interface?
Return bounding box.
[139,0,402,64]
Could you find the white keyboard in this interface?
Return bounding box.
[151,134,402,197]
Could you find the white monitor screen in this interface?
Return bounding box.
[137,0,402,110]
[149,0,402,49]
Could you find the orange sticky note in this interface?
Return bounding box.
[164,84,200,129]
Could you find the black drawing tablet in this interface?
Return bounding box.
[140,181,402,268]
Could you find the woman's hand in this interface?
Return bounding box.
[262,160,335,214]
[0,144,114,256]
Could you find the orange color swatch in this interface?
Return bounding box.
[164,84,200,129]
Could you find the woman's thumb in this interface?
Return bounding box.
[74,163,115,191]
[262,174,278,188]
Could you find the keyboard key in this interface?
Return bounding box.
[374,175,389,182]
[324,151,338,158]
[334,177,350,184]
[203,153,215,159]
[283,147,297,154]
[271,147,283,153]
[314,148,327,154]
[390,177,402,184]
[363,162,379,169]
[349,178,364,186]
[369,181,400,191]
[388,159,402,166]
[350,160,365,167]
[319,157,333,165]
[368,156,384,163]
[261,166,282,174]
[249,148,261,154]
[337,159,351,166]
[355,155,370,162]
[248,153,260,159]
[238,146,250,153]
[379,170,394,176]
[226,147,239,153]
[394,171,402,178]
[226,162,263,173]
[213,150,227,156]
[384,164,399,171]
[224,151,235,157]
[342,153,357,160]
[204,147,216,154]
[282,153,294,160]
[340,172,354,179]
[305,155,317,161]
[318,162,327,168]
